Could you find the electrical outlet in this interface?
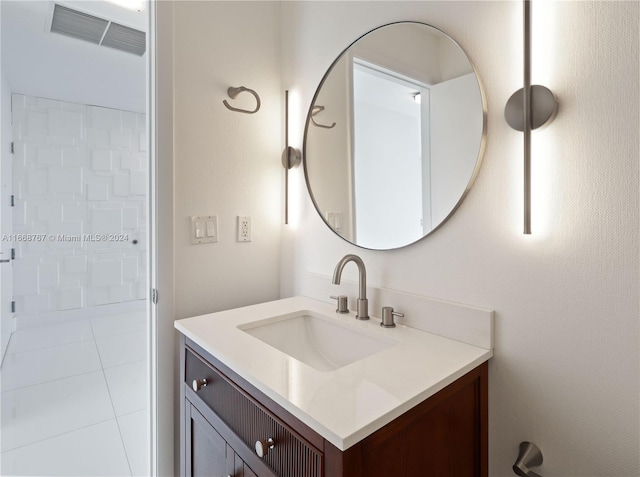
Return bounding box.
[237,216,251,242]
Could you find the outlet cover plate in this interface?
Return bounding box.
[237,215,251,242]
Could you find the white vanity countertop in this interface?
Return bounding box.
[175,296,492,451]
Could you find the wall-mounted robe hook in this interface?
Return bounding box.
[223,86,261,114]
[310,105,336,129]
[513,441,543,477]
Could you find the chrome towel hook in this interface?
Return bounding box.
[513,441,543,477]
[310,105,335,129]
[223,86,261,114]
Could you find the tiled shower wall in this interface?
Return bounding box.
[10,94,147,317]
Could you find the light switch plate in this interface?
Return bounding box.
[191,216,218,244]
[326,212,343,231]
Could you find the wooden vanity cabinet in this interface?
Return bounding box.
[180,336,488,477]
[185,402,259,477]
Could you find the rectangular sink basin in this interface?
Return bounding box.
[239,312,397,372]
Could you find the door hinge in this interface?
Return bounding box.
[151,288,158,305]
[10,195,14,207]
[10,142,14,154]
[11,301,15,313]
[11,248,15,260]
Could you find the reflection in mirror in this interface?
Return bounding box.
[304,22,485,250]
[352,59,426,247]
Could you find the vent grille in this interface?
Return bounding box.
[102,23,146,56]
[51,4,108,44]
[50,4,146,56]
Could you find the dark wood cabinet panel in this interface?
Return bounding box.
[233,452,258,477]
[180,335,487,477]
[185,403,231,477]
[360,371,481,476]
[185,347,323,477]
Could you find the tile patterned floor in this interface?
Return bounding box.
[0,310,149,476]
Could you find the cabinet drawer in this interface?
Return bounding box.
[185,347,323,477]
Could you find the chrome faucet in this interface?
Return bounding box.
[332,254,369,320]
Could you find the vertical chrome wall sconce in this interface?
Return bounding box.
[283,90,301,224]
[505,0,559,234]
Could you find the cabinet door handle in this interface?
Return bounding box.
[192,378,208,392]
[255,437,275,458]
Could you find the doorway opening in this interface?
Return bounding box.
[0,1,152,475]
[352,58,430,249]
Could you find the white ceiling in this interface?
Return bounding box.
[1,0,147,113]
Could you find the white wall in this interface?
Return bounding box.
[0,31,12,362]
[173,1,282,320]
[353,67,424,248]
[11,95,147,319]
[1,1,147,113]
[430,72,483,225]
[281,1,639,476]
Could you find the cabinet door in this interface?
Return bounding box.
[360,369,483,477]
[185,403,233,477]
[243,464,258,477]
[232,452,258,477]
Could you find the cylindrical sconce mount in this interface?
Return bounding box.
[505,85,558,132]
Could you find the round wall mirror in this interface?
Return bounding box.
[303,21,486,250]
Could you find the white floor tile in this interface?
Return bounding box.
[118,410,149,477]
[1,371,115,452]
[6,320,93,355]
[1,419,132,476]
[95,330,147,368]
[1,340,102,391]
[104,360,148,417]
[91,311,147,339]
[1,312,149,476]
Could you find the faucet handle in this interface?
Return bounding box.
[330,295,349,314]
[381,306,404,328]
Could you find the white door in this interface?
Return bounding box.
[352,59,427,249]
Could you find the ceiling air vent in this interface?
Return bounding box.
[102,23,146,56]
[50,4,108,44]
[50,4,146,56]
